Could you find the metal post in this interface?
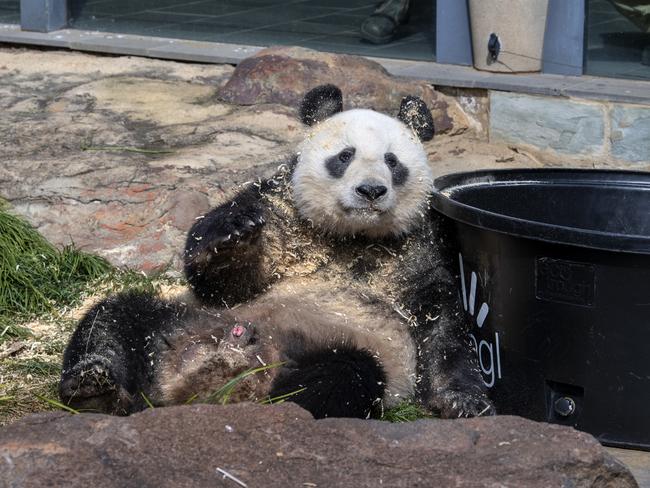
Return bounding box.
[435,0,473,66]
[20,0,67,32]
[542,0,585,75]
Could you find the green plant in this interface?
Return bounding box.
[0,205,111,327]
[380,400,433,423]
[206,362,286,405]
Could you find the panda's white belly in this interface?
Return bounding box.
[236,275,418,406]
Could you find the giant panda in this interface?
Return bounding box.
[60,85,493,419]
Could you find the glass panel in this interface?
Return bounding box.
[69,0,435,61]
[585,0,650,80]
[0,0,20,24]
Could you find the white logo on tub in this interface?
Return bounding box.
[459,253,502,388]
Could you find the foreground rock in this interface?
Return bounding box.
[0,403,636,487]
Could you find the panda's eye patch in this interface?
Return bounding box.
[384,152,399,168]
[325,147,355,178]
[385,152,409,186]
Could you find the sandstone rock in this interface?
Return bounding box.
[0,403,636,488]
[218,46,466,134]
[0,48,296,271]
[165,190,212,233]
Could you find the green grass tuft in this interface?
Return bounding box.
[6,359,61,377]
[380,400,434,423]
[0,206,112,329]
[98,268,168,296]
[206,362,286,405]
[0,322,32,342]
[0,201,185,426]
[258,387,307,405]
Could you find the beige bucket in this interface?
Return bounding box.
[468,0,549,72]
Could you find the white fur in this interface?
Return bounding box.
[293,109,433,238]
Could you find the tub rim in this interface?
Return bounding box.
[431,168,650,255]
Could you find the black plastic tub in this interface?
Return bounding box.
[431,169,650,450]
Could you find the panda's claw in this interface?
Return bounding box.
[211,234,230,245]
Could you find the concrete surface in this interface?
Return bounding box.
[2,23,650,105]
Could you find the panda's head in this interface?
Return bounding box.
[292,85,434,239]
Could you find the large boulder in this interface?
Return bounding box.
[218,46,465,134]
[0,402,636,487]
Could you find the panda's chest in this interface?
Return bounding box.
[327,240,405,288]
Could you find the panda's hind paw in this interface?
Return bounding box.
[432,389,496,419]
[59,355,131,414]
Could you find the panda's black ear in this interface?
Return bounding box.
[300,84,343,126]
[397,96,435,142]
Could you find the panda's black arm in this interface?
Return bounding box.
[59,292,181,415]
[183,184,269,307]
[402,212,494,418]
[413,300,494,418]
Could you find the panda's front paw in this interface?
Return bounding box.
[189,209,266,253]
[59,355,132,415]
[432,388,496,419]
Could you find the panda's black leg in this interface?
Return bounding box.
[184,185,267,306]
[270,333,387,419]
[59,292,178,415]
[417,310,495,418]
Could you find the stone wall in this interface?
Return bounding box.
[489,91,650,168]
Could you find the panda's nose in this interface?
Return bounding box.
[356,184,388,201]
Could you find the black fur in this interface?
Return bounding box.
[398,211,494,417]
[184,185,268,306]
[385,152,409,186]
[300,84,343,126]
[325,147,355,179]
[271,333,386,419]
[397,95,435,142]
[59,291,190,414]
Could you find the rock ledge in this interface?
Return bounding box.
[0,402,637,487]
